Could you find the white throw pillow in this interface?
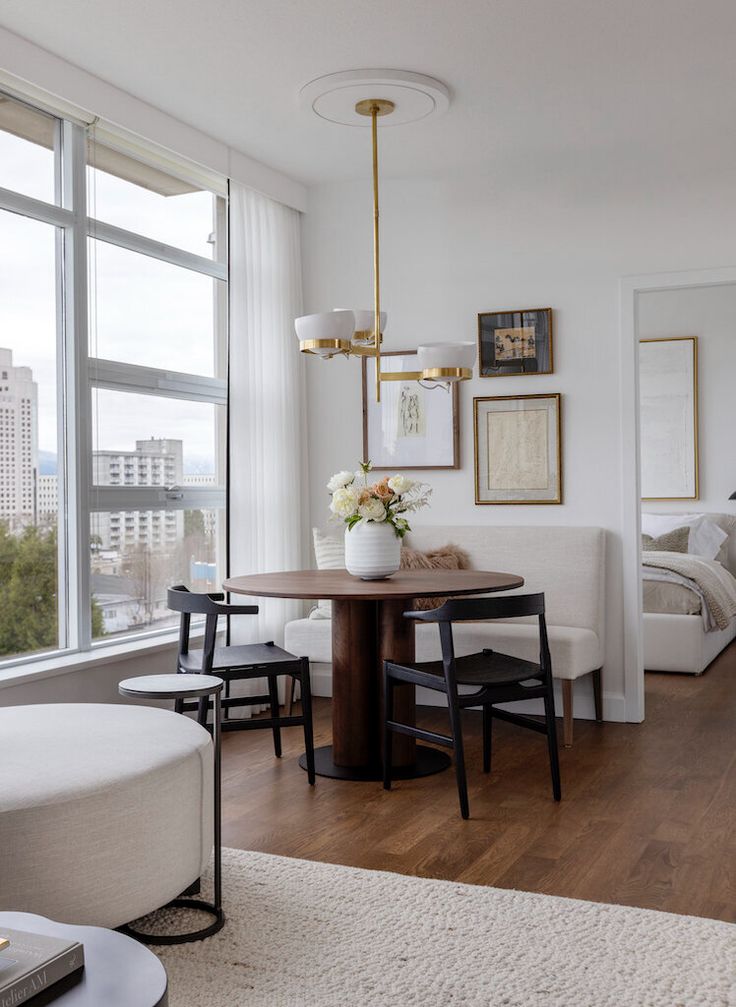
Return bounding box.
[640,513,704,538]
[689,518,728,560]
[311,528,345,619]
[640,513,728,560]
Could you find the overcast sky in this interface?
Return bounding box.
[0,128,220,472]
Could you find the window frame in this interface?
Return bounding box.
[0,92,228,668]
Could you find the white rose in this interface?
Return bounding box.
[387,474,414,495]
[358,497,387,522]
[330,486,359,518]
[327,470,355,493]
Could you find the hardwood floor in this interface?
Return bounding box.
[221,644,736,922]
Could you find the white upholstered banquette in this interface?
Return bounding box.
[285,525,606,746]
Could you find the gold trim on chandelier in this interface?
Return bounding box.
[299,338,351,356]
[380,367,473,383]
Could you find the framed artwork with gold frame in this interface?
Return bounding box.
[478,308,553,377]
[474,393,562,504]
[639,336,699,501]
[362,350,460,469]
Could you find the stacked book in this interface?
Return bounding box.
[0,930,84,1006]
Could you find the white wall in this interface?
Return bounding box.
[301,170,736,720]
[639,283,736,515]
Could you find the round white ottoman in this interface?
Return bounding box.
[0,703,213,928]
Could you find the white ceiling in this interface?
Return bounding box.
[1,0,736,188]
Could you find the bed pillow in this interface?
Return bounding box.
[641,526,690,553]
[641,513,728,561]
[641,512,704,538]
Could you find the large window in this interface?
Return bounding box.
[0,90,227,664]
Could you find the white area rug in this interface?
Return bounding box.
[152,848,736,1006]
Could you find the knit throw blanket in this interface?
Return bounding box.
[642,551,736,631]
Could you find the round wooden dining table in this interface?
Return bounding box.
[223,568,524,781]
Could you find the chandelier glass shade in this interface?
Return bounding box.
[295,93,476,400]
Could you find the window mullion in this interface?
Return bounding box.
[62,121,92,651]
[87,218,226,281]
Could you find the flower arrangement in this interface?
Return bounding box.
[328,461,431,538]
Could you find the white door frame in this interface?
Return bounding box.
[619,264,736,723]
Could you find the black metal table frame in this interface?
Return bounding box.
[117,676,224,945]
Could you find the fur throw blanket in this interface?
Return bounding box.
[400,544,471,610]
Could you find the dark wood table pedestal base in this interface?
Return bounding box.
[299,744,451,781]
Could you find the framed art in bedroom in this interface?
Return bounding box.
[474,393,562,504]
[639,336,699,500]
[362,351,460,469]
[478,307,553,377]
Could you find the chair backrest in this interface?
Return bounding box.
[168,584,226,615]
[408,592,546,623]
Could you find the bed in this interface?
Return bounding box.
[642,512,736,674]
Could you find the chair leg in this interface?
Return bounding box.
[197,696,209,729]
[592,668,603,723]
[562,680,574,748]
[284,675,296,717]
[543,680,562,802]
[299,658,315,786]
[482,704,492,773]
[383,665,394,791]
[447,693,469,820]
[267,675,282,758]
[174,698,184,715]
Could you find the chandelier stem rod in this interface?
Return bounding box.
[372,103,381,403]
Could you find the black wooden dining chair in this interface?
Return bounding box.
[383,593,561,819]
[168,585,315,784]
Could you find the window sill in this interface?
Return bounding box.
[0,629,195,691]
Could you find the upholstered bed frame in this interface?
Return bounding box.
[642,512,736,675]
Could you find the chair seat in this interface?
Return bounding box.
[389,649,543,688]
[180,642,301,674]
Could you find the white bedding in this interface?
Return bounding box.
[642,551,736,632]
[643,567,712,628]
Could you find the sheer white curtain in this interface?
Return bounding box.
[228,183,309,705]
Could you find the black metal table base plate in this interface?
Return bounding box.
[299,744,451,781]
[119,898,225,946]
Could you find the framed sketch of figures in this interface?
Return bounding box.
[478,308,553,376]
[474,394,562,504]
[362,351,460,469]
[639,337,699,500]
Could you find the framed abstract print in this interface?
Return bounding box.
[639,336,699,500]
[362,351,460,469]
[478,308,553,377]
[474,393,562,504]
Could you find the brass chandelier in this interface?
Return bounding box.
[295,81,476,402]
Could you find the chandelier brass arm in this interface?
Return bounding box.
[294,77,476,401]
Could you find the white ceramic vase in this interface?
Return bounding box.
[344,521,401,580]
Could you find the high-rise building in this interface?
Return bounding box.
[38,473,58,519]
[92,438,185,550]
[0,348,39,526]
